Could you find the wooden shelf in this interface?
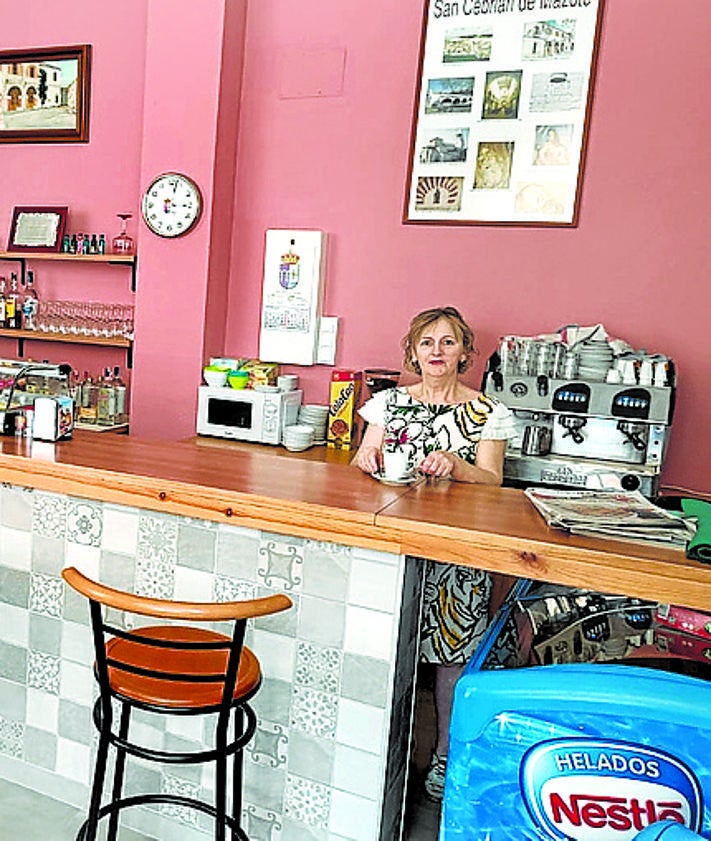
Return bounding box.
[0,250,137,291]
[74,422,129,434]
[0,250,135,265]
[0,328,130,348]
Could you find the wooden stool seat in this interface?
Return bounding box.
[106,626,262,709]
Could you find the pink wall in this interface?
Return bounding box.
[0,1,708,493]
[226,0,711,493]
[0,2,147,383]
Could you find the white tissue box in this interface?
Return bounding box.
[33,396,74,441]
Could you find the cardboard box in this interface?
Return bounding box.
[327,370,362,450]
[656,604,711,640]
[239,359,280,388]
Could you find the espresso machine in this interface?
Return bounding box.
[482,333,676,498]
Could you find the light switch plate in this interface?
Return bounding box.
[317,316,338,365]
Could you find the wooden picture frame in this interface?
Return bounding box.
[403,2,605,226]
[8,206,68,252]
[0,45,91,144]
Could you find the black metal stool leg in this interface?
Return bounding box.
[107,702,131,841]
[84,709,112,841]
[215,713,229,841]
[232,707,245,841]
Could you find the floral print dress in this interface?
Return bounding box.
[359,387,515,664]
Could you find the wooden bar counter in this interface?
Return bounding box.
[1,431,709,841]
[0,431,708,609]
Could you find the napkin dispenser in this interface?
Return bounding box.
[33,396,74,441]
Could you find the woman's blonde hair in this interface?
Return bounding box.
[401,306,476,375]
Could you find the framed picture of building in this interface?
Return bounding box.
[0,45,91,143]
[404,1,605,226]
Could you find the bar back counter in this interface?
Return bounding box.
[0,433,708,841]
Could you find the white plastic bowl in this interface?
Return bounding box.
[203,368,228,387]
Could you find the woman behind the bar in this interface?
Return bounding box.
[353,306,515,801]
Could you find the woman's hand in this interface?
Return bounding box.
[418,450,459,479]
[351,423,385,474]
[353,445,382,475]
[417,439,507,484]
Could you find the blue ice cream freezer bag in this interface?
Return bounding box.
[441,662,711,841]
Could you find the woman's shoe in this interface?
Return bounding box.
[423,753,447,801]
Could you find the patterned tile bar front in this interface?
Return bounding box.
[0,484,416,841]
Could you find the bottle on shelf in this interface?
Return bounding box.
[89,234,99,255]
[111,366,128,425]
[69,369,82,409]
[78,370,98,424]
[0,277,7,329]
[96,368,116,426]
[22,270,39,331]
[6,273,20,329]
[98,234,107,255]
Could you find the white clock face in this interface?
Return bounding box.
[141,172,202,238]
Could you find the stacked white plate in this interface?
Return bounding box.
[283,424,314,452]
[298,404,330,445]
[577,337,615,381]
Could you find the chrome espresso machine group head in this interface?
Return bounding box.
[482,335,676,498]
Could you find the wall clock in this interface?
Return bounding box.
[141,172,202,238]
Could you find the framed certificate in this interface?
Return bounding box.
[8,206,68,252]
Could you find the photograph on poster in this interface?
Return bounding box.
[474,142,514,190]
[443,29,493,62]
[419,127,469,163]
[425,77,475,114]
[414,176,464,212]
[533,124,573,166]
[482,70,522,119]
[404,0,604,225]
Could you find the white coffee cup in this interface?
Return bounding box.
[382,450,412,481]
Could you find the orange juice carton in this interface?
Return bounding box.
[328,369,362,449]
[239,359,280,388]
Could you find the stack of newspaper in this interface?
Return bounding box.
[524,488,696,547]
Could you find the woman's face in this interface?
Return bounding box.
[412,317,465,380]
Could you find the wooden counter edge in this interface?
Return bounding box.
[0,451,403,554]
[375,513,711,611]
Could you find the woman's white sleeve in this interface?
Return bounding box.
[480,401,517,441]
[357,388,391,427]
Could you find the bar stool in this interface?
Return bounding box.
[62,566,292,841]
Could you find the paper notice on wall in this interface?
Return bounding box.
[259,229,326,365]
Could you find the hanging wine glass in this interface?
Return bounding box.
[112,213,134,255]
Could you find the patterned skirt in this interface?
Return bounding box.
[419,560,492,665]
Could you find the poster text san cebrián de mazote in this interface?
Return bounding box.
[432,0,592,19]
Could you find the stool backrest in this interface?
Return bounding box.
[62,566,292,714]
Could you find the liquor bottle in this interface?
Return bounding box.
[0,277,7,329]
[76,233,85,255]
[111,366,128,425]
[98,234,107,255]
[82,235,91,255]
[79,370,98,424]
[70,234,78,254]
[69,369,82,407]
[22,270,39,331]
[96,368,116,426]
[6,273,19,329]
[89,234,99,255]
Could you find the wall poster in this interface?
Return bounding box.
[404,0,605,226]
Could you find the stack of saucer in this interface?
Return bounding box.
[577,337,615,381]
[298,404,330,445]
[283,424,314,452]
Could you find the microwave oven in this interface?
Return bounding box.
[196,386,302,444]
